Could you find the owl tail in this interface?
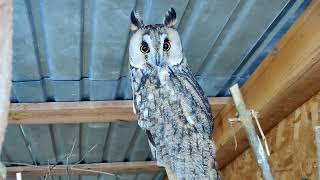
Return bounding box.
[171,137,221,180]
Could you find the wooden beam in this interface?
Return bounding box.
[8,97,232,124]
[214,0,320,169]
[0,0,12,179]
[6,161,163,177]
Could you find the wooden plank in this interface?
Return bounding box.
[0,0,12,179]
[6,161,164,177]
[8,97,232,124]
[214,0,320,169]
[221,90,320,180]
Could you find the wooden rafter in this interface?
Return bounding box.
[8,97,232,124]
[0,0,12,179]
[214,0,320,169]
[6,161,163,177]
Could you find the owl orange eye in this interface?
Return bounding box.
[140,42,150,53]
[163,41,171,51]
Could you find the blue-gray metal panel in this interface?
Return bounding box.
[10,86,17,103]
[42,0,82,80]
[199,0,289,95]
[12,0,40,81]
[20,125,57,164]
[13,81,45,103]
[49,177,61,180]
[52,124,80,164]
[81,123,110,163]
[2,125,33,163]
[52,81,81,101]
[136,172,157,180]
[28,0,51,78]
[60,176,80,180]
[98,174,117,180]
[219,0,309,95]
[81,0,94,78]
[81,176,99,180]
[104,122,137,162]
[141,0,188,25]
[89,81,118,101]
[115,77,133,100]
[117,174,136,180]
[89,0,135,80]
[178,0,240,74]
[128,128,151,161]
[42,78,55,100]
[82,78,90,100]
[196,76,230,97]
[153,172,167,180]
[0,150,10,162]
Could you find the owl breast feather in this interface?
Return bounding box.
[130,62,219,179]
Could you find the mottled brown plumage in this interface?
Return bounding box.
[129,8,220,180]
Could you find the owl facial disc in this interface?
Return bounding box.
[129,8,184,69]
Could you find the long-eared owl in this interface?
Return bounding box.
[129,8,220,180]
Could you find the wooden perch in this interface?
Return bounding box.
[230,84,273,180]
[6,161,163,177]
[8,97,232,124]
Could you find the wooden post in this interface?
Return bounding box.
[230,84,273,180]
[0,0,13,179]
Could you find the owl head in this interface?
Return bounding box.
[129,8,183,69]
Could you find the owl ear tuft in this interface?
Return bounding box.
[131,10,144,31]
[163,8,176,28]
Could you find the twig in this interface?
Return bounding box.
[72,144,97,166]
[227,118,240,150]
[44,138,77,179]
[67,138,77,164]
[4,139,117,178]
[251,110,270,156]
[66,138,77,180]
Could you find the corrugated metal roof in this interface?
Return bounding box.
[3,0,311,179]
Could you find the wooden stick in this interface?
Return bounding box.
[164,166,177,180]
[6,161,163,177]
[315,126,320,180]
[230,84,273,180]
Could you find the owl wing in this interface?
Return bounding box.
[169,65,214,136]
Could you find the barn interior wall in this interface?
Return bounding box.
[221,90,320,180]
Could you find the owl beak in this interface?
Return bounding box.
[155,53,161,66]
[156,58,160,66]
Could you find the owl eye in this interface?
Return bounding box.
[163,40,171,51]
[140,41,150,53]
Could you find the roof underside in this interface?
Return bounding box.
[3,0,310,179]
